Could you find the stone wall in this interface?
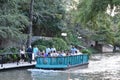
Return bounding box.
[31,36,52,43]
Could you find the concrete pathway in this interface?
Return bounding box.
[102,45,113,52]
[0,61,36,70]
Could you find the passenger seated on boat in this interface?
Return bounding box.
[50,51,58,57]
[74,50,82,55]
[44,52,51,57]
[37,51,41,56]
[50,46,56,52]
[47,52,51,57]
[61,51,66,56]
[77,50,82,55]
[58,51,62,57]
[45,47,51,55]
[58,51,66,57]
[71,46,78,55]
[40,52,45,57]
[65,50,71,56]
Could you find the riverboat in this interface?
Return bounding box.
[35,54,89,69]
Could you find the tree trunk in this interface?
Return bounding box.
[27,0,34,47]
[95,41,98,47]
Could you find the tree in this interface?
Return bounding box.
[74,0,120,48]
[76,0,120,24]
[32,0,67,37]
[0,0,29,48]
[18,0,68,37]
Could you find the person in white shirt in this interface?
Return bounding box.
[51,46,56,52]
[75,50,82,55]
[20,48,25,63]
[61,51,66,56]
[50,51,58,57]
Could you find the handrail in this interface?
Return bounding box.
[36,54,89,66]
[0,52,30,67]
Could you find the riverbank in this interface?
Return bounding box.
[0,61,36,70]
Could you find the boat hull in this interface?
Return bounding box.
[35,54,89,69]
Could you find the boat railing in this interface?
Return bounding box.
[36,54,89,66]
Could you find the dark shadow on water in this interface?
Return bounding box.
[66,64,88,71]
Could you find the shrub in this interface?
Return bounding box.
[87,47,99,54]
[0,49,6,53]
[81,49,92,56]
[66,32,82,46]
[32,39,53,47]
[4,47,19,53]
[32,38,68,51]
[36,45,46,51]
[12,54,18,61]
[52,38,68,51]
[2,55,10,63]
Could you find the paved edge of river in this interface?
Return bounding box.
[0,62,36,70]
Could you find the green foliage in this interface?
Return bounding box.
[112,14,120,45]
[74,0,120,46]
[0,49,6,53]
[10,47,19,53]
[36,45,46,51]
[91,15,114,44]
[32,0,66,37]
[32,39,53,48]
[52,38,68,51]
[66,32,82,46]
[1,54,20,63]
[18,0,67,37]
[81,49,92,56]
[10,54,17,61]
[0,0,29,48]
[32,38,68,51]
[76,0,120,24]
[4,47,19,53]
[87,47,99,54]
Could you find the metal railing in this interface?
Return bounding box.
[36,54,89,66]
[0,53,30,67]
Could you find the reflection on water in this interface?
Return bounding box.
[1,53,120,80]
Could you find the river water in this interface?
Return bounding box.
[0,53,120,80]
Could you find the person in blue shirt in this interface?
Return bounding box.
[71,46,78,55]
[33,46,39,60]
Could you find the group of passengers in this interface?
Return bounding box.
[37,46,82,57]
[19,45,82,63]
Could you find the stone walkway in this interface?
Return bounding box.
[0,61,36,70]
